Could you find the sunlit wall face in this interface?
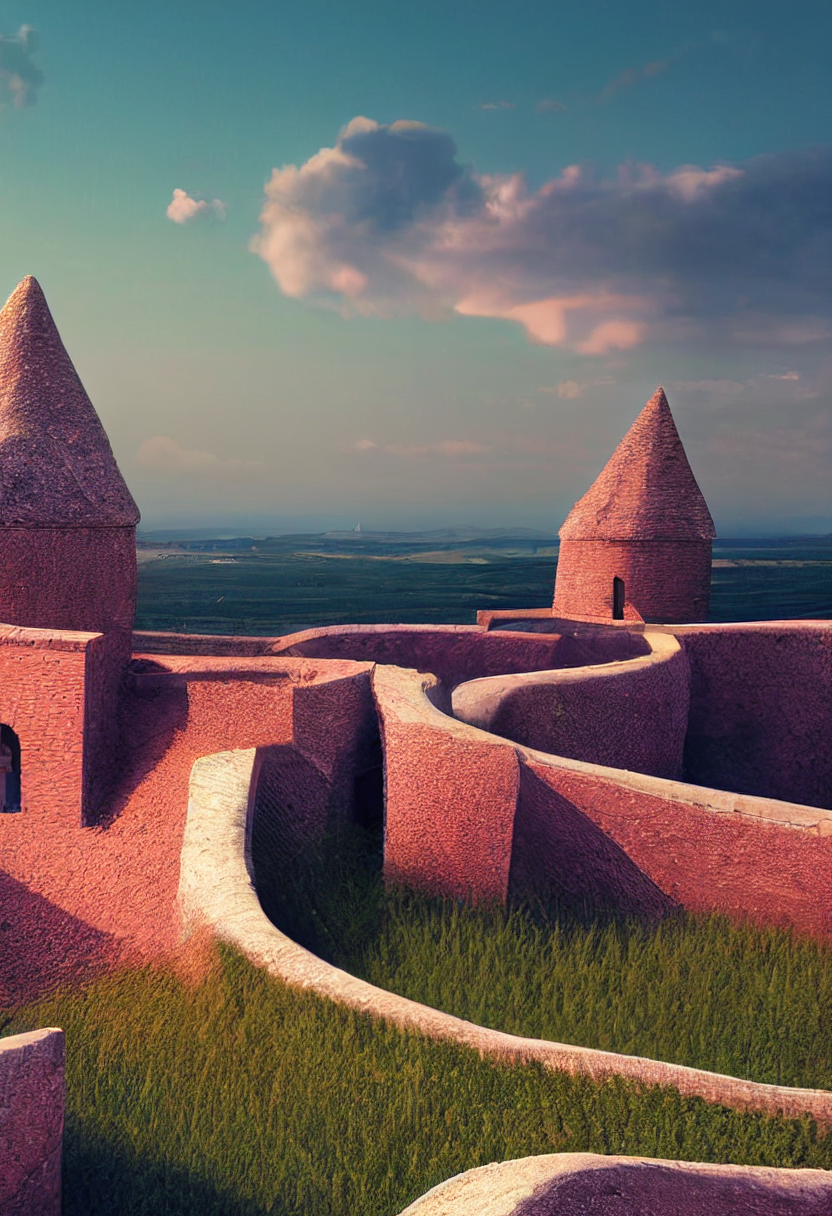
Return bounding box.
[1,1,830,535]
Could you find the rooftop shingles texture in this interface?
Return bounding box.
[559,388,715,542]
[0,276,139,527]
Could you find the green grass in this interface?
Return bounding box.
[4,946,832,1216]
[253,826,832,1092]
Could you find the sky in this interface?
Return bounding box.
[1,1,830,535]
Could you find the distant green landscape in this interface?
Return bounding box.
[135,532,832,636]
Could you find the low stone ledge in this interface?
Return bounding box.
[177,749,832,1127]
[0,1028,64,1216]
[395,1153,832,1215]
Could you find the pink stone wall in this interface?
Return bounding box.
[375,668,520,901]
[674,623,832,809]
[553,539,712,623]
[523,762,832,936]
[0,627,89,822]
[374,665,832,935]
[452,635,690,780]
[273,623,648,687]
[0,655,374,1004]
[0,1028,64,1216]
[0,526,136,637]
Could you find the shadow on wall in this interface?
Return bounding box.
[100,661,190,827]
[679,627,832,811]
[513,1161,832,1216]
[0,872,121,1005]
[508,766,676,921]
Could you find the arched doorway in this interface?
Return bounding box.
[613,577,625,620]
[0,725,21,812]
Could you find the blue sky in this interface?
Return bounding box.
[1,1,830,533]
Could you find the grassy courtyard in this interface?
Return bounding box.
[4,942,831,1216]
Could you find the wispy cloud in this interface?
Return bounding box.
[597,57,670,103]
[166,188,227,224]
[0,26,43,109]
[479,100,515,111]
[541,378,614,399]
[138,436,261,475]
[536,99,568,113]
[251,117,832,356]
[351,438,490,458]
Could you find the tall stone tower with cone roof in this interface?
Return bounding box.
[553,387,715,624]
[0,276,140,638]
[0,277,140,821]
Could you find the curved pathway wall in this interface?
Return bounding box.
[177,748,832,1126]
[396,1153,832,1216]
[270,623,649,688]
[374,665,832,932]
[451,631,689,779]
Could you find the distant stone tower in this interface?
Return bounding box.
[553,387,715,624]
[0,276,139,642]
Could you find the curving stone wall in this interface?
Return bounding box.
[396,1153,832,1215]
[177,748,832,1125]
[374,663,832,930]
[270,623,649,688]
[451,631,689,779]
[0,1028,64,1216]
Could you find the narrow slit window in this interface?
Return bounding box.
[613,577,625,620]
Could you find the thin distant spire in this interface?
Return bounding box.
[0,276,139,526]
[559,387,715,541]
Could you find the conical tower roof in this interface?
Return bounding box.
[559,388,715,541]
[0,276,139,527]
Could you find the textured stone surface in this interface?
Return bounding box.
[396,1154,832,1215]
[558,389,714,542]
[0,1028,64,1216]
[0,654,374,1003]
[452,631,689,779]
[0,277,138,527]
[669,622,832,809]
[178,749,832,1125]
[271,623,644,687]
[553,389,714,623]
[375,663,832,936]
[553,538,713,623]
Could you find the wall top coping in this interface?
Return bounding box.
[0,1027,64,1058]
[131,652,373,683]
[178,749,832,1127]
[0,622,101,651]
[376,664,832,834]
[395,1153,832,1215]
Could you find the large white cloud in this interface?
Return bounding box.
[251,118,832,355]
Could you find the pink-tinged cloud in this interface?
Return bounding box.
[138,436,261,475]
[167,189,227,224]
[250,119,832,355]
[0,25,42,108]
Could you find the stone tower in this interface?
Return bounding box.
[0,276,140,642]
[553,387,715,624]
[0,277,140,821]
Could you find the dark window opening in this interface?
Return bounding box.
[353,766,384,830]
[613,577,625,620]
[0,725,21,813]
